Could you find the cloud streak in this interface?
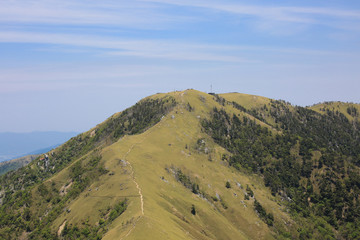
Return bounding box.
[0,0,189,29]
[2,0,360,33]
[0,63,172,82]
[0,30,351,62]
[0,29,356,73]
[0,31,251,62]
[0,63,161,93]
[141,0,360,29]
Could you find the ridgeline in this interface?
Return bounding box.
[0,89,359,239]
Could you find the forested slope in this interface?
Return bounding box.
[206,93,360,239]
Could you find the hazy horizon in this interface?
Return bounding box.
[0,131,78,162]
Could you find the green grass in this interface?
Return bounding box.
[219,92,271,110]
[8,89,345,239]
[34,90,296,239]
[310,101,360,121]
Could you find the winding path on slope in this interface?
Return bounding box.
[120,111,170,239]
[120,141,145,239]
[120,92,185,239]
[124,144,144,216]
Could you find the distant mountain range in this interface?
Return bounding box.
[0,131,78,162]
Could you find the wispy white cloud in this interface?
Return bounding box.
[0,81,150,93]
[0,63,163,93]
[0,63,170,82]
[141,0,360,29]
[0,31,251,62]
[3,0,359,34]
[0,0,189,29]
[0,30,354,65]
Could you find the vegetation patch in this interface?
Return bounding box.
[254,199,274,226]
[166,166,228,210]
[61,199,127,240]
[202,103,360,239]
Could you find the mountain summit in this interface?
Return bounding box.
[1,89,360,239]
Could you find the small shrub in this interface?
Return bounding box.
[191,205,196,215]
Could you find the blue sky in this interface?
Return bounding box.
[1,0,360,132]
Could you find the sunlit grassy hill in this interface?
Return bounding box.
[36,90,285,239]
[310,101,360,122]
[1,89,359,240]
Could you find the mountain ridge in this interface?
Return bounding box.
[0,89,359,240]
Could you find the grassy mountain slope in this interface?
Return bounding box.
[0,95,177,239]
[97,90,286,239]
[219,92,271,109]
[310,101,360,122]
[0,89,359,240]
[41,90,287,239]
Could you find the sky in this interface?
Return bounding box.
[0,0,360,132]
